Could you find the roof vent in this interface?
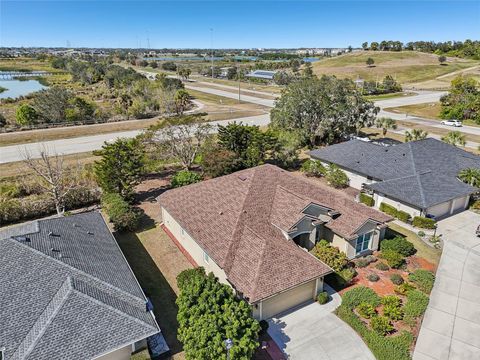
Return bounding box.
[50,248,60,253]
[219,211,223,215]
[48,231,60,237]
[73,223,80,227]
[238,174,248,181]
[87,231,94,235]
[15,236,30,242]
[1,346,5,360]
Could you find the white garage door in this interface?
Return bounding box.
[262,280,316,319]
[451,196,468,214]
[427,201,452,219]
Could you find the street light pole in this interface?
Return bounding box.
[224,338,233,360]
[210,28,214,79]
[238,65,241,103]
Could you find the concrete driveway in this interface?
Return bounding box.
[267,285,374,360]
[413,210,480,360]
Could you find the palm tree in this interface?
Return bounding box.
[458,168,480,187]
[375,117,397,137]
[441,131,466,147]
[174,89,191,115]
[405,129,428,142]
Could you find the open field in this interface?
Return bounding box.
[0,57,65,72]
[0,151,98,179]
[191,76,282,94]
[312,51,479,86]
[187,81,277,99]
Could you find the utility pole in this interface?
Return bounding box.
[238,65,241,103]
[210,28,214,79]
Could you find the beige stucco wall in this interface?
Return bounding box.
[162,207,229,285]
[95,345,131,360]
[317,161,375,190]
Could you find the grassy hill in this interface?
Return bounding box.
[311,51,479,88]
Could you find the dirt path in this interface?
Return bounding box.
[436,64,480,79]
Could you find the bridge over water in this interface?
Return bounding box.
[0,71,57,80]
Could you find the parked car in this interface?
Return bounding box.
[441,120,462,127]
[476,224,480,237]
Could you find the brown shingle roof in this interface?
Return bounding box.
[158,164,391,302]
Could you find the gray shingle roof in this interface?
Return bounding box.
[309,138,480,208]
[0,211,161,360]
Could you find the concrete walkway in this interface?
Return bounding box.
[267,285,375,360]
[413,211,480,360]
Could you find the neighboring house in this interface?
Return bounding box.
[0,211,169,360]
[246,70,277,80]
[158,164,391,320]
[309,138,480,220]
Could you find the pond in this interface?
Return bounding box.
[0,72,47,99]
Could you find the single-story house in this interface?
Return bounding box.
[309,138,480,220]
[0,211,169,360]
[246,70,277,80]
[158,164,391,320]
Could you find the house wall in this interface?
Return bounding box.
[373,193,422,218]
[426,195,470,219]
[162,207,229,285]
[95,345,131,360]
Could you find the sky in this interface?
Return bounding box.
[1,1,479,49]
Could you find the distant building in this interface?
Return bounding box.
[246,69,277,80]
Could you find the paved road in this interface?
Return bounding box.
[268,285,375,360]
[185,84,275,107]
[413,211,480,360]
[0,114,270,164]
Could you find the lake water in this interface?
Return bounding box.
[0,72,47,99]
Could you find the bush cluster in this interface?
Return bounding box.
[342,286,381,309]
[101,193,141,232]
[412,216,436,229]
[380,236,416,257]
[408,270,435,294]
[367,273,380,282]
[170,170,203,188]
[355,255,376,268]
[300,159,326,177]
[359,193,375,207]
[325,164,349,188]
[403,290,429,318]
[379,249,405,269]
[394,282,416,295]
[382,296,404,321]
[375,262,389,271]
[357,302,377,319]
[379,203,411,223]
[317,291,329,304]
[371,316,394,335]
[390,273,404,285]
[310,240,348,272]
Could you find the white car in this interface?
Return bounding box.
[441,119,462,127]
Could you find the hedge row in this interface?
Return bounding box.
[412,216,436,229]
[336,305,412,360]
[359,193,375,207]
[379,202,411,223]
[0,187,101,226]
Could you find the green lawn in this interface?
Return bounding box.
[387,223,441,266]
[364,92,413,101]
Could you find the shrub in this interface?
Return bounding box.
[404,290,429,318]
[412,216,436,229]
[381,295,402,308]
[383,304,404,321]
[379,202,411,223]
[310,240,348,272]
[380,236,416,257]
[367,273,380,282]
[379,249,405,269]
[417,230,425,237]
[408,269,435,294]
[336,305,411,360]
[394,282,416,295]
[356,255,376,268]
[259,320,269,335]
[371,316,394,335]
[333,267,357,287]
[376,262,389,271]
[300,159,326,177]
[342,286,381,309]
[170,170,203,188]
[325,164,349,188]
[102,193,141,232]
[390,273,404,285]
[357,302,377,319]
[359,193,374,206]
[317,291,329,304]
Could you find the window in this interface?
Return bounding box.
[355,232,372,254]
[203,251,210,264]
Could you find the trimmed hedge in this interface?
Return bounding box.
[412,216,436,229]
[359,193,375,207]
[380,236,416,257]
[379,249,405,269]
[336,305,412,360]
[379,202,411,223]
[408,269,435,294]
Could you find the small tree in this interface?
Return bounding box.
[405,129,428,142]
[16,104,37,125]
[441,131,466,147]
[93,138,145,200]
[22,146,78,215]
[174,89,191,115]
[438,55,447,65]
[171,170,203,188]
[0,113,6,127]
[325,164,349,188]
[375,117,397,137]
[458,167,480,187]
[366,57,375,67]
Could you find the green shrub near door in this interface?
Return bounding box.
[359,193,375,206]
[379,202,411,223]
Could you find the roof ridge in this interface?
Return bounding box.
[275,184,310,202]
[8,238,147,306]
[407,143,427,207]
[12,277,72,360]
